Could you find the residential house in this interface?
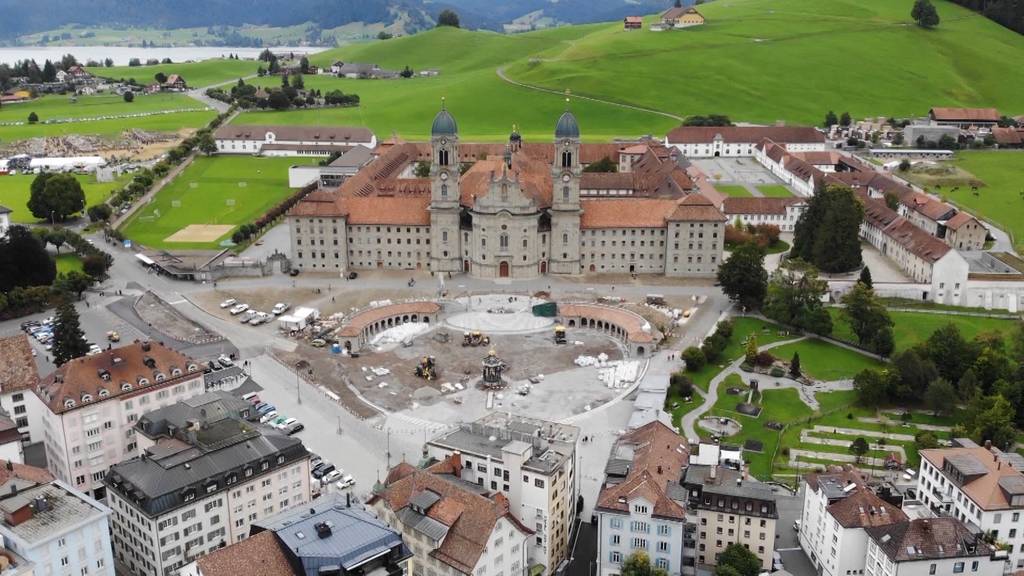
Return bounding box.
[0,335,38,444]
[26,340,208,500]
[369,456,533,576]
[0,460,114,576]
[624,16,643,29]
[681,465,777,571]
[660,7,705,28]
[163,75,187,91]
[916,441,1024,571]
[865,518,1006,576]
[105,391,313,576]
[596,421,689,576]
[424,414,579,575]
[188,493,411,576]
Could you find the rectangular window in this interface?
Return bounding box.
[954,562,965,574]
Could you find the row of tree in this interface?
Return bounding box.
[949,0,1024,34]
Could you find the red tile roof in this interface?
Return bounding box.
[557,303,657,343]
[945,211,980,231]
[595,421,689,521]
[827,488,907,528]
[197,530,294,576]
[580,198,682,228]
[0,335,39,395]
[667,125,824,145]
[340,195,431,226]
[863,199,952,263]
[929,108,1000,123]
[669,193,727,222]
[993,127,1024,146]
[722,197,803,216]
[35,341,202,414]
[0,460,54,486]
[920,447,1024,510]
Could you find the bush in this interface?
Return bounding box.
[86,204,112,222]
[669,372,694,399]
[755,351,775,367]
[27,112,39,124]
[770,367,785,377]
[701,332,727,363]
[716,320,734,339]
[740,362,754,372]
[123,91,134,103]
[682,347,706,371]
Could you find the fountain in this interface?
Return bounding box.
[481,349,508,389]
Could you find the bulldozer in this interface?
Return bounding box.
[461,331,491,347]
[414,356,438,380]
[554,325,567,345]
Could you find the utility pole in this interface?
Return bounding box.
[294,361,302,405]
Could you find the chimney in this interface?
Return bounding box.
[32,497,48,513]
[314,521,332,539]
[736,478,742,487]
[141,341,151,352]
[450,451,463,478]
[494,492,510,512]
[657,465,663,475]
[922,519,930,531]
[985,439,993,451]
[709,465,717,480]
[5,461,12,471]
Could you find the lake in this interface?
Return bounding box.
[0,46,327,66]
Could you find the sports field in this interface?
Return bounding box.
[0,93,213,142]
[0,173,129,223]
[88,58,260,89]
[118,156,317,250]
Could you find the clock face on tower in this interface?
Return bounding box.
[440,171,449,181]
[563,140,571,147]
[561,173,571,182]
[440,138,448,145]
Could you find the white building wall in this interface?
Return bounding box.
[865,539,1005,576]
[598,501,686,576]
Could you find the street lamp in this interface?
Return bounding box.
[294,360,305,405]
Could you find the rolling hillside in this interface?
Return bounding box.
[230,0,1024,140]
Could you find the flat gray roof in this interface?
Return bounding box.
[3,482,107,546]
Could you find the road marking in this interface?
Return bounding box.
[167,299,187,305]
[777,547,803,551]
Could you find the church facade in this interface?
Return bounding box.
[287,106,726,280]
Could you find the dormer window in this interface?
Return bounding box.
[171,367,182,377]
[226,473,238,485]
[260,461,269,471]
[182,489,195,502]
[277,455,285,464]
[63,399,76,409]
[154,372,166,382]
[81,393,93,403]
[98,389,109,398]
[138,377,150,386]
[121,382,133,392]
[206,482,218,494]
[244,467,253,477]
[186,364,198,373]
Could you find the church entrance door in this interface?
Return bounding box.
[499,261,510,278]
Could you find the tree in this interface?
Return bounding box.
[716,544,761,576]
[854,368,891,408]
[745,336,758,365]
[28,173,86,222]
[954,394,1016,449]
[583,156,618,173]
[54,270,94,299]
[915,430,939,450]
[292,73,305,89]
[154,72,168,83]
[86,203,112,222]
[52,300,88,365]
[842,283,894,355]
[670,372,694,399]
[27,111,38,124]
[47,228,66,254]
[621,550,668,576]
[912,0,940,28]
[789,352,801,377]
[123,91,134,103]
[824,110,838,128]
[858,266,873,288]
[400,65,414,78]
[128,58,142,67]
[924,323,977,383]
[763,268,833,335]
[682,347,706,372]
[898,159,911,172]
[197,132,217,155]
[42,60,57,82]
[0,225,57,291]
[81,253,109,279]
[299,56,310,73]
[437,9,461,27]
[958,367,981,400]
[267,90,291,110]
[792,184,864,273]
[840,111,852,127]
[849,437,870,463]
[717,243,767,310]
[925,378,956,416]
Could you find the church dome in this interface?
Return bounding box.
[432,108,458,137]
[555,111,580,139]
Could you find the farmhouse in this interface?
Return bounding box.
[660,6,705,28]
[624,16,643,29]
[665,125,826,158]
[287,105,726,279]
[213,124,377,156]
[163,74,187,91]
[928,107,1000,129]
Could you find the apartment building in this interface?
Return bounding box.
[595,421,689,576]
[424,414,579,575]
[190,493,411,576]
[917,441,1024,571]
[27,341,207,500]
[681,465,777,571]
[0,460,114,576]
[0,335,41,444]
[799,466,908,576]
[865,518,1005,576]
[104,392,312,576]
[370,456,532,576]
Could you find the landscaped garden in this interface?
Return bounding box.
[715,185,753,197]
[769,339,884,381]
[828,308,1018,354]
[756,184,793,198]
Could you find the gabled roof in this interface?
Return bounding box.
[867,518,990,562]
[722,197,803,216]
[862,199,951,262]
[669,193,727,222]
[595,421,689,521]
[827,488,907,529]
[945,211,982,231]
[197,531,293,576]
[662,6,702,19]
[929,108,1000,122]
[580,198,681,228]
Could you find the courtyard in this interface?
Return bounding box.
[692,157,796,196]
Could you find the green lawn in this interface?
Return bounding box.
[770,339,884,381]
[941,151,1024,253]
[118,156,318,249]
[55,253,84,274]
[829,308,1018,354]
[685,317,792,391]
[715,185,753,197]
[504,0,1024,126]
[0,174,129,223]
[0,110,215,142]
[88,58,261,88]
[0,93,204,124]
[757,185,794,198]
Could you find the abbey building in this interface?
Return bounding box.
[287,105,726,279]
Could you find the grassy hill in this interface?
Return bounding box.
[88,58,260,88]
[231,0,1024,140]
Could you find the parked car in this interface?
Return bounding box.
[219,298,237,309]
[106,331,120,342]
[217,355,234,367]
[228,303,250,315]
[310,455,323,467]
[793,520,801,531]
[313,462,335,479]
[259,410,278,424]
[276,417,297,430]
[239,310,257,324]
[271,303,290,315]
[335,475,355,489]
[86,344,103,356]
[241,392,259,403]
[310,338,327,348]
[270,416,288,428]
[773,553,784,571]
[322,470,343,484]
[249,312,272,326]
[285,422,304,435]
[256,403,276,415]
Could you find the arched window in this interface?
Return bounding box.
[562,186,570,201]
[441,183,448,197]
[500,234,509,249]
[522,237,528,249]
[438,149,449,166]
[562,232,569,245]
[442,230,448,243]
[561,150,572,168]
